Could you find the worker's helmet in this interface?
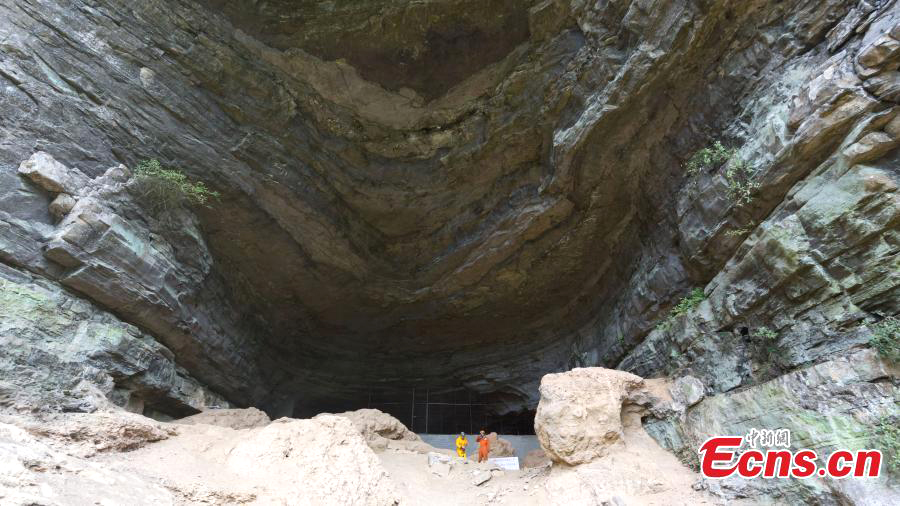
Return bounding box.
[461,432,465,436]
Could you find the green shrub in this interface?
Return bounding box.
[752,327,780,364]
[685,142,758,205]
[724,222,757,237]
[724,158,759,205]
[671,288,706,317]
[685,141,732,177]
[874,415,900,475]
[132,159,219,215]
[656,288,706,332]
[870,316,900,362]
[751,327,778,340]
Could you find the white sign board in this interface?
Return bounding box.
[488,457,520,471]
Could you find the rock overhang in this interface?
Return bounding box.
[198,0,535,101]
[1,0,879,421]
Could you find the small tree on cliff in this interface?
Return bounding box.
[131,159,219,216]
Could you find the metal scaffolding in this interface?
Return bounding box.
[361,386,533,435]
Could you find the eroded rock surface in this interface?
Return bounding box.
[0,261,230,417]
[646,349,900,504]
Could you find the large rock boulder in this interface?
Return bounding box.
[535,368,647,466]
[17,151,90,195]
[227,415,400,505]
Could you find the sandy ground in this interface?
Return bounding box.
[377,451,551,505]
[100,422,553,505]
[99,420,720,505]
[1,407,736,505]
[99,423,262,503]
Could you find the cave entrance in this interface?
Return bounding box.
[292,386,535,435]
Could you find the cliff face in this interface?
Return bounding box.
[0,0,898,500]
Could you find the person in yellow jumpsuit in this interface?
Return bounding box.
[455,432,468,458]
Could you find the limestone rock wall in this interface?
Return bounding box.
[647,350,899,504]
[0,261,231,416]
[0,150,265,414]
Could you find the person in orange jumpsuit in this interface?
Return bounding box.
[477,429,490,463]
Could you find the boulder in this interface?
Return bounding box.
[534,368,644,466]
[486,431,516,457]
[330,408,420,441]
[175,407,270,430]
[427,451,453,477]
[669,376,705,409]
[48,193,77,219]
[227,415,400,505]
[17,152,89,194]
[471,469,492,486]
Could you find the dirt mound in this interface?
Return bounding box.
[175,407,270,429]
[325,408,434,453]
[0,421,175,505]
[10,412,174,457]
[227,415,400,505]
[1,409,401,505]
[328,408,420,441]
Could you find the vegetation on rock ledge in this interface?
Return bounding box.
[685,141,732,177]
[656,288,706,332]
[724,158,759,205]
[685,141,759,205]
[870,316,899,362]
[132,159,219,215]
[875,415,900,475]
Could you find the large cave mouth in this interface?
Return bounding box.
[0,0,761,428]
[292,387,537,435]
[163,0,673,425]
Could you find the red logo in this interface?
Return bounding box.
[699,431,882,479]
